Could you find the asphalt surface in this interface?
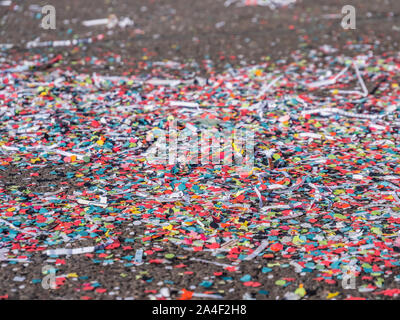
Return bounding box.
[1,0,400,300]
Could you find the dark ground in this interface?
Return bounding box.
[1,0,400,75]
[1,0,400,300]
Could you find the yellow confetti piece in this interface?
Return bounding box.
[30,157,41,164]
[234,189,245,197]
[232,142,242,154]
[327,292,340,299]
[67,273,78,278]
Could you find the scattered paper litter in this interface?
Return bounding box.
[46,246,95,256]
[245,240,269,260]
